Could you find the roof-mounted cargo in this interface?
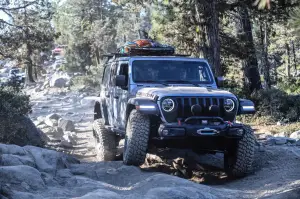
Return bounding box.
[117,39,175,56]
[100,39,190,64]
[117,46,175,56]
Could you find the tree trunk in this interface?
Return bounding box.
[34,65,38,80]
[203,0,222,76]
[263,20,271,88]
[95,48,101,66]
[286,42,291,77]
[273,55,278,85]
[23,7,35,83]
[259,20,264,85]
[237,6,262,93]
[83,43,92,72]
[194,1,209,58]
[292,40,297,73]
[25,43,35,83]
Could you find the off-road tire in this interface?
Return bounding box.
[123,109,150,166]
[93,119,116,161]
[225,125,255,178]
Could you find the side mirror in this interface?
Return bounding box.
[238,99,256,115]
[215,76,224,88]
[115,75,126,87]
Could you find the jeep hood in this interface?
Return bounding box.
[135,86,236,100]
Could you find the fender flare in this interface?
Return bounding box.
[94,100,102,120]
[126,98,160,119]
[94,97,109,125]
[238,99,255,115]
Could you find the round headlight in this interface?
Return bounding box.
[224,99,235,112]
[162,98,175,112]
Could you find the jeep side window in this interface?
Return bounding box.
[119,63,129,89]
[109,62,118,86]
[102,64,110,86]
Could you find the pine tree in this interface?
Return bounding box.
[0,0,55,82]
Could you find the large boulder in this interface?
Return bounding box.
[266,137,296,145]
[0,116,47,147]
[0,144,253,199]
[49,72,71,88]
[290,130,300,140]
[60,132,77,148]
[274,132,288,137]
[24,146,80,174]
[33,116,46,126]
[40,126,64,140]
[0,144,27,155]
[58,118,75,132]
[50,78,67,88]
[0,154,35,167]
[0,144,81,198]
[0,165,46,190]
[44,113,61,127]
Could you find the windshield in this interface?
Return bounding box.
[132,60,213,84]
[11,69,20,74]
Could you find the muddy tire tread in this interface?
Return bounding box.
[93,119,116,161]
[123,110,150,166]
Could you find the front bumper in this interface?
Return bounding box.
[157,116,244,138]
[151,116,244,152]
[158,123,244,138]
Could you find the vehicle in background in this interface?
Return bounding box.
[8,68,25,85]
[51,45,67,60]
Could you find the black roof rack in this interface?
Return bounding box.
[100,53,192,65]
[100,53,191,60]
[116,47,175,56]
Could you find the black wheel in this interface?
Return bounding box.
[93,119,116,161]
[123,109,150,166]
[224,125,255,178]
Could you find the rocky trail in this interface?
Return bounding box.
[28,86,98,162]
[1,80,300,198]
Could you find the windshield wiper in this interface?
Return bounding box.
[163,80,200,87]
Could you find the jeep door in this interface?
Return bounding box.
[114,62,129,130]
[109,61,118,126]
[100,63,111,125]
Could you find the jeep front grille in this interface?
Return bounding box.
[176,97,224,118]
[161,97,236,123]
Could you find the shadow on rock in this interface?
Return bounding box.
[140,149,238,186]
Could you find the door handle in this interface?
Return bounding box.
[114,96,119,99]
